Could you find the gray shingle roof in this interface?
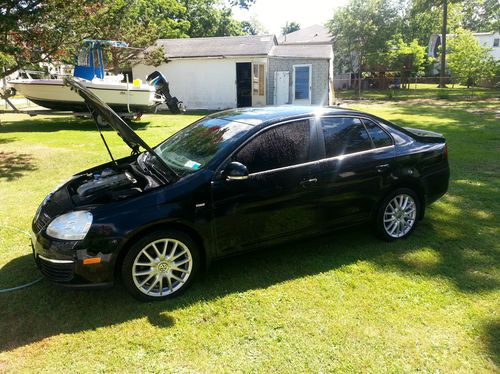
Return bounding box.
[156,35,277,59]
[279,24,332,45]
[269,44,332,59]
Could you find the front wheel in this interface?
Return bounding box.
[122,230,200,301]
[376,188,420,241]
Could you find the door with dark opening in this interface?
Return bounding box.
[236,62,252,107]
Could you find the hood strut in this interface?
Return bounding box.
[88,105,118,166]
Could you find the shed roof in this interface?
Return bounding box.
[269,44,332,59]
[279,24,332,45]
[156,35,277,59]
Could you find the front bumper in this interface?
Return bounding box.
[31,230,115,288]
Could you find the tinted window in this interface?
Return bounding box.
[320,117,372,157]
[234,120,310,173]
[363,119,393,148]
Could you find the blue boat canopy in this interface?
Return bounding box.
[74,40,129,80]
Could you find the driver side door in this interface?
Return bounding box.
[211,119,320,255]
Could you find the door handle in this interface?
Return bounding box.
[376,163,390,173]
[300,178,318,187]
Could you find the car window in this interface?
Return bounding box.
[320,117,372,157]
[363,119,393,148]
[155,117,252,174]
[234,120,310,173]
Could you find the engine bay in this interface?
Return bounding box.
[69,160,160,205]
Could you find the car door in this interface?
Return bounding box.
[312,116,396,230]
[211,118,320,254]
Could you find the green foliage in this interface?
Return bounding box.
[327,0,399,75]
[461,0,499,32]
[0,0,101,79]
[400,0,463,46]
[281,21,301,36]
[447,28,497,87]
[241,16,268,35]
[182,0,244,37]
[386,38,428,76]
[86,0,190,72]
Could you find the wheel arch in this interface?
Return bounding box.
[375,180,426,220]
[113,221,209,281]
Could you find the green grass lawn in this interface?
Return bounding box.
[0,100,499,372]
[337,83,500,101]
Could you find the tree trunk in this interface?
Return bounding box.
[439,0,448,88]
[358,54,362,99]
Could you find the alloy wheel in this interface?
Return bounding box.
[132,238,193,297]
[383,194,417,238]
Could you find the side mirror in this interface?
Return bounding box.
[222,162,249,181]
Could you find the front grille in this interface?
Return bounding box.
[38,257,74,282]
[34,212,51,233]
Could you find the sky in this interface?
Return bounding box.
[232,0,348,35]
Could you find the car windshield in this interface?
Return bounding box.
[154,117,253,175]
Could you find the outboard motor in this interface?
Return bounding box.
[146,71,184,114]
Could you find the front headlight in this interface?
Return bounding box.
[46,211,93,240]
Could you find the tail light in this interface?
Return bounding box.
[444,144,448,159]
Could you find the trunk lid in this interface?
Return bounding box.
[403,127,445,143]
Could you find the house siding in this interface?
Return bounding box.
[267,58,330,105]
[133,57,267,110]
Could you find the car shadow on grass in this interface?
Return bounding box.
[0,208,498,356]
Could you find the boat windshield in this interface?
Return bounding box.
[154,117,252,175]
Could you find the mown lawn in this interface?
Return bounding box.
[337,83,500,101]
[0,100,498,372]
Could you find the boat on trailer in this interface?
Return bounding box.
[8,40,183,114]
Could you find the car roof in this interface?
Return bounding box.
[207,106,365,127]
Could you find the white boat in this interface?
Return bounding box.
[8,40,182,114]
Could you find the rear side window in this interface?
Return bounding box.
[363,119,393,148]
[234,120,310,173]
[320,117,372,157]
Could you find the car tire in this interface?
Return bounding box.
[122,230,200,301]
[376,188,421,242]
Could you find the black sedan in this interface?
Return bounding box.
[31,78,449,301]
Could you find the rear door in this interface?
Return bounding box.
[211,119,320,254]
[312,116,396,229]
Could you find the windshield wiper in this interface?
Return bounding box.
[146,152,179,181]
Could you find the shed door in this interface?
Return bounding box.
[274,71,289,105]
[293,64,312,105]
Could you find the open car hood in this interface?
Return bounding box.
[64,77,153,154]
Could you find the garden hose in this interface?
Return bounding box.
[0,225,44,293]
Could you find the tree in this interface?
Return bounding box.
[327,0,399,97]
[281,22,301,36]
[399,0,462,47]
[241,16,267,35]
[86,0,190,73]
[447,29,497,88]
[181,0,244,37]
[439,0,448,88]
[461,0,499,32]
[386,38,429,88]
[0,0,101,80]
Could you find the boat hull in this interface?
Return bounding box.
[9,79,156,112]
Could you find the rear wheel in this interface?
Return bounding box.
[122,230,200,301]
[376,188,420,241]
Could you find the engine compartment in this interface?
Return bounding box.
[69,162,158,205]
